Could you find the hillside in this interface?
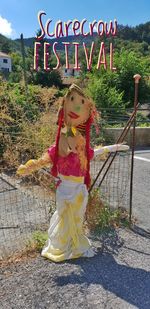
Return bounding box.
[14,22,150,49]
[0,34,20,53]
[0,21,150,54]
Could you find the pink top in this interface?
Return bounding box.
[48,145,94,177]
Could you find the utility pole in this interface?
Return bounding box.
[20,33,28,96]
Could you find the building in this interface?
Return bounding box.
[60,64,81,86]
[0,52,12,73]
[62,64,80,78]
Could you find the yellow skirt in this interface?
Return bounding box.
[41,175,92,262]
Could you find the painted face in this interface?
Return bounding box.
[63,89,92,127]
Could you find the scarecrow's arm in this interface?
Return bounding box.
[16,152,52,176]
[93,144,129,158]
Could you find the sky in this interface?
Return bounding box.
[0,0,150,39]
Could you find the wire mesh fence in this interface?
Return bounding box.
[0,170,55,258]
[90,151,131,210]
[0,152,131,259]
[0,106,149,259]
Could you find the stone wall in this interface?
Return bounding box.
[104,127,150,147]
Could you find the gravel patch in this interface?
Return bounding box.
[0,228,150,309]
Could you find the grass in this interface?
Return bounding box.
[86,188,130,234]
[31,231,48,251]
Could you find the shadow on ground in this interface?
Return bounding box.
[1,228,150,309]
[53,229,150,309]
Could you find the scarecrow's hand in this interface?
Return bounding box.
[106,144,130,152]
[94,144,129,158]
[16,161,34,176]
[16,152,51,176]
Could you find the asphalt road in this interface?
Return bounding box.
[132,149,150,232]
[1,228,150,309]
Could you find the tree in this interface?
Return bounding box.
[1,41,11,53]
[114,50,150,106]
[31,29,63,88]
[33,69,62,88]
[86,73,125,114]
[8,52,23,83]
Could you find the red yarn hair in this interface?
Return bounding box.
[84,115,93,188]
[51,108,64,177]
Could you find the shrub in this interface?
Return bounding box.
[86,188,128,233]
[0,80,61,165]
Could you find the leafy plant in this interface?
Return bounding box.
[31,230,48,251]
[86,188,129,233]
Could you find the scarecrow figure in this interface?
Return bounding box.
[17,84,129,262]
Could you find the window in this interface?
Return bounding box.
[1,67,9,72]
[3,59,8,63]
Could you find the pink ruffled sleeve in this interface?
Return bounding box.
[47,145,56,163]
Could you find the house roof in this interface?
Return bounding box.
[0,52,11,58]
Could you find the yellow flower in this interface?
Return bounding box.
[71,126,77,136]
